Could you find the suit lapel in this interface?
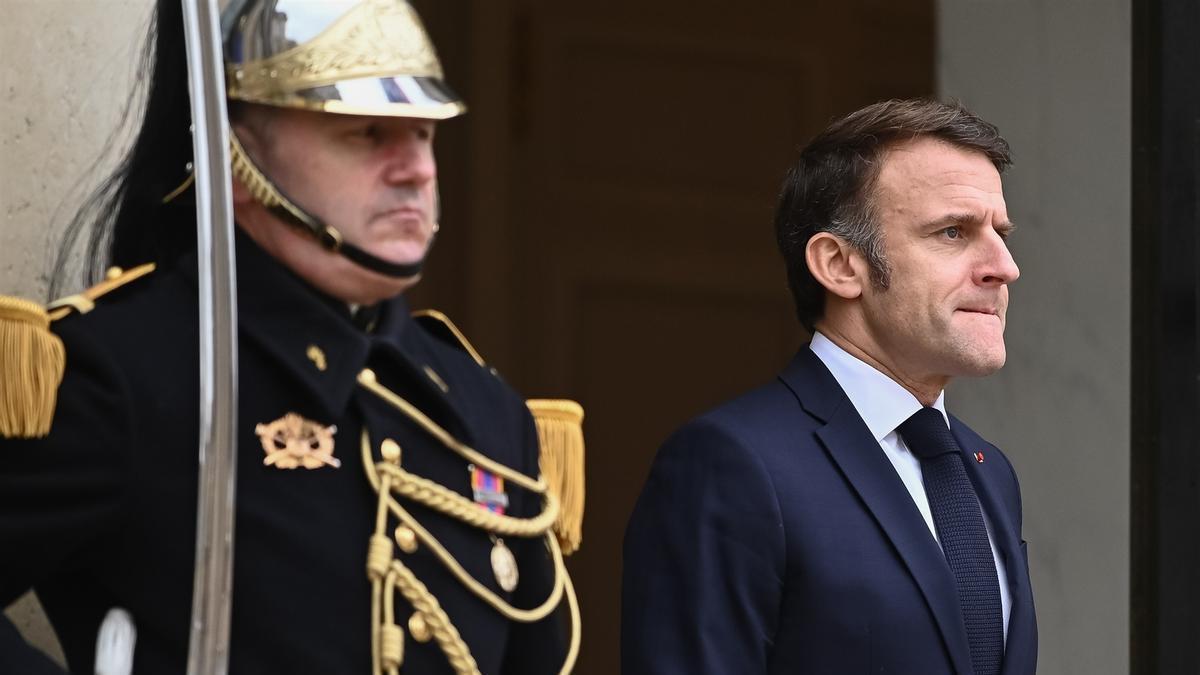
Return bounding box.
[950,420,1037,674]
[780,350,975,675]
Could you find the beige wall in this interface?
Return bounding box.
[1,0,153,300]
[1,0,153,665]
[939,1,1131,673]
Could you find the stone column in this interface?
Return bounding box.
[938,1,1131,673]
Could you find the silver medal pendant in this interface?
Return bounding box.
[491,538,519,592]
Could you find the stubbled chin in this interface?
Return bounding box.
[950,320,1007,375]
[371,238,431,266]
[959,343,1006,376]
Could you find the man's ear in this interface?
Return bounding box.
[805,232,865,300]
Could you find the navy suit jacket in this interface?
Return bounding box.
[622,347,1037,674]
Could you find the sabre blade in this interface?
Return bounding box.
[179,1,240,675]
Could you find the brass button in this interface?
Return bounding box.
[381,439,401,464]
[394,525,418,554]
[408,612,432,643]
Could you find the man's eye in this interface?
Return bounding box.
[943,226,961,240]
[349,125,380,141]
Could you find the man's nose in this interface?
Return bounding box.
[382,140,436,185]
[976,231,1020,286]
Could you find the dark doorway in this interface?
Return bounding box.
[1130,0,1200,673]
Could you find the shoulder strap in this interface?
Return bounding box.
[46,263,156,321]
[411,308,487,366]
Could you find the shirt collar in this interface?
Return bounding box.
[808,331,949,440]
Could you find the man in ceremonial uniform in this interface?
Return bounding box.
[622,99,1037,674]
[0,1,582,673]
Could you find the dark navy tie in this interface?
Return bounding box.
[898,407,1003,675]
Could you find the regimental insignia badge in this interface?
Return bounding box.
[470,465,509,514]
[255,413,340,469]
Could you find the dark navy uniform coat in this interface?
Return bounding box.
[1,235,564,674]
[622,348,1037,674]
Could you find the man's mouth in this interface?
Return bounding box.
[378,206,425,220]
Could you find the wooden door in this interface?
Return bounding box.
[414,2,934,672]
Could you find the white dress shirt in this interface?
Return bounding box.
[809,332,1011,641]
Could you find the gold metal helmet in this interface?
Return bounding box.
[221,0,465,120]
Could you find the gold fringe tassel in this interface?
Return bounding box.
[0,296,65,439]
[527,399,585,555]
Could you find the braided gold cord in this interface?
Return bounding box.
[371,465,399,675]
[361,431,567,622]
[373,547,579,675]
[368,535,394,580]
[381,624,403,675]
[377,462,560,537]
[358,369,583,673]
[382,570,403,674]
[358,369,547,493]
[560,556,582,674]
[395,494,566,622]
[372,574,385,675]
[390,559,480,675]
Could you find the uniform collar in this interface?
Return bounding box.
[182,229,412,417]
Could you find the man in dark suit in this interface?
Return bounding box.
[622,99,1037,674]
[0,1,581,673]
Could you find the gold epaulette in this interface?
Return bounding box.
[412,309,586,555]
[0,264,155,439]
[0,296,64,439]
[526,399,585,555]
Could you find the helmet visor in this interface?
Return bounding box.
[231,74,465,120]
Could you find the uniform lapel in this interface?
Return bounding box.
[950,419,1037,675]
[233,238,371,419]
[370,302,484,450]
[780,349,975,675]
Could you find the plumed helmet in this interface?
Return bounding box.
[222,0,465,120]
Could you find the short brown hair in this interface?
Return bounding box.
[774,98,1012,331]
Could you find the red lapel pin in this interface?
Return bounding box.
[974,451,985,463]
